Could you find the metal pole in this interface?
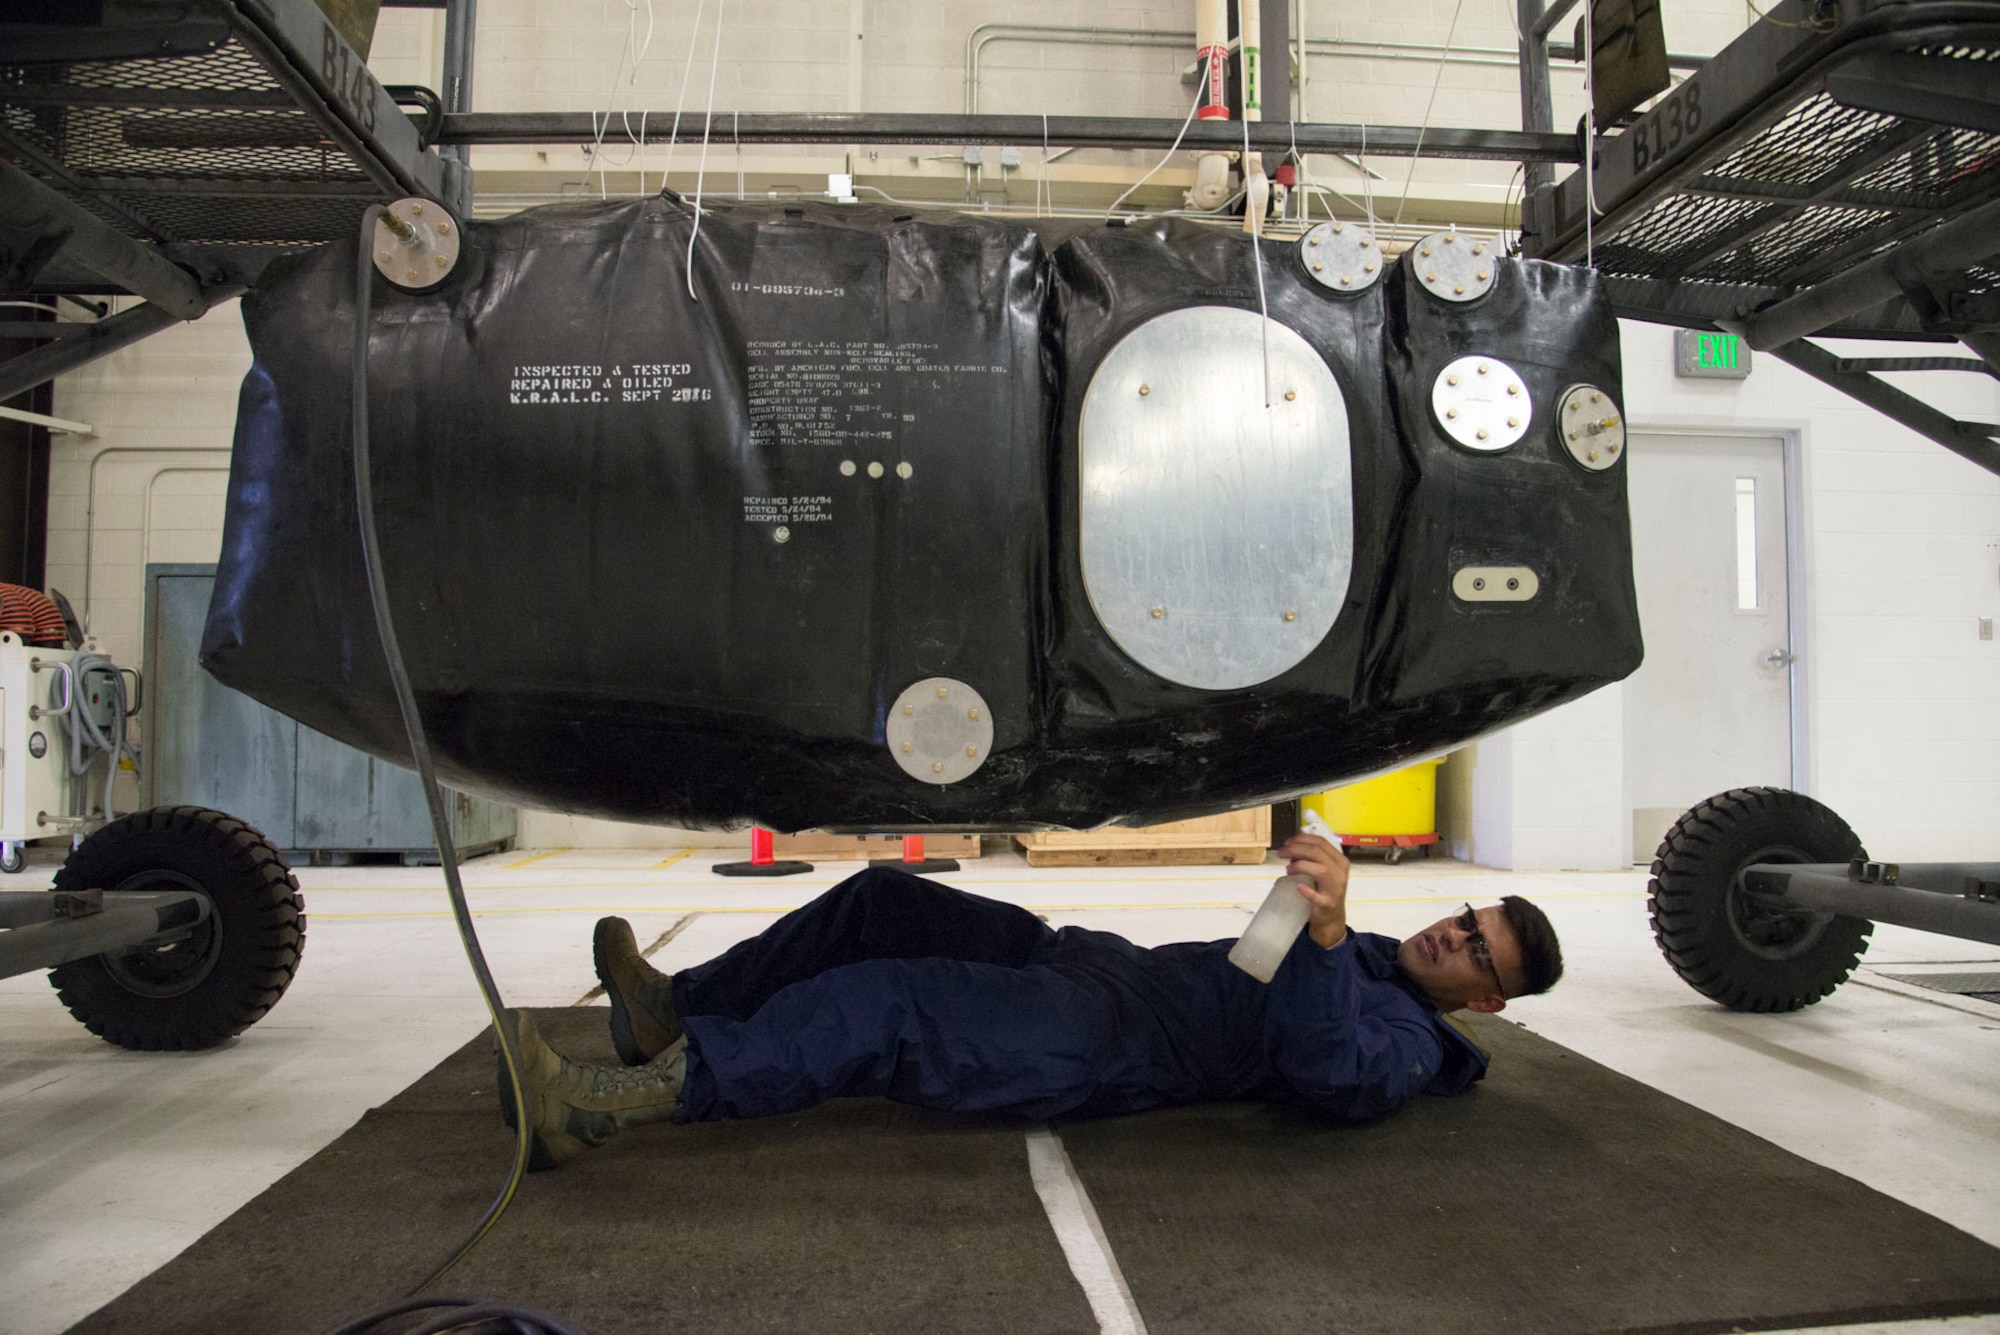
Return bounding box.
[1260,0,1289,173]
[1744,863,2000,947]
[0,893,207,981]
[436,111,1578,162]
[1516,0,1556,244]
[0,292,240,404]
[0,162,206,319]
[441,0,477,170]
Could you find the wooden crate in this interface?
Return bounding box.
[1016,807,1271,867]
[771,831,982,862]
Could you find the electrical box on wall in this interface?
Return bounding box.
[1676,329,1752,379]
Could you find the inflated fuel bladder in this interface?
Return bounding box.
[203,197,1639,831]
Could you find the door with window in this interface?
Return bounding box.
[1623,432,1795,862]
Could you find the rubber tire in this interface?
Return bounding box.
[1648,787,1871,1012]
[1,844,23,874]
[48,806,307,1050]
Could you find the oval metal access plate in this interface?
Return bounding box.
[1079,306,1353,691]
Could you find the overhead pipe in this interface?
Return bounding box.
[439,112,1577,161]
[963,24,1707,116]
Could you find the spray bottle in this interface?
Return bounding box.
[1227,809,1341,983]
[1227,873,1315,983]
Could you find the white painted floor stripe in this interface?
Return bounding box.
[1025,1125,1149,1335]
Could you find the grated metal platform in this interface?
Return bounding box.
[1526,0,2000,341]
[0,0,459,291]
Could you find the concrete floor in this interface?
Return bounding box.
[2,842,1998,1335]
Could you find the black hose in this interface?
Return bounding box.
[337,205,539,1313]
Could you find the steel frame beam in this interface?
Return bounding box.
[1768,337,2000,475]
[0,292,242,404]
[1738,192,2000,351]
[0,161,207,319]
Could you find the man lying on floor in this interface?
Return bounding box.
[500,832,1564,1167]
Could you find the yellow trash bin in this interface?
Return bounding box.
[1301,759,1443,863]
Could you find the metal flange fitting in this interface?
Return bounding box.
[1432,355,1530,452]
[1556,384,1625,470]
[1409,227,1497,303]
[373,197,461,291]
[1298,220,1383,294]
[886,677,994,785]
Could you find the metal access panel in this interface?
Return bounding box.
[1528,0,2000,339]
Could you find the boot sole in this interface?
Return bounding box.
[594,917,655,1067]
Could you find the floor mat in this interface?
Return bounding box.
[67,1007,1093,1334]
[1056,1014,2000,1334]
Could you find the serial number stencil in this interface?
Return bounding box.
[745,339,1006,449]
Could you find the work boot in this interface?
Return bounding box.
[593,915,684,1065]
[496,1010,687,1170]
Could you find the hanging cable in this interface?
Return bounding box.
[661,0,710,192]
[345,209,537,1302]
[1360,121,1374,231]
[1390,0,1468,237]
[1039,113,1050,218]
[1244,114,1272,409]
[685,0,727,300]
[1105,79,1207,218]
[624,108,650,196]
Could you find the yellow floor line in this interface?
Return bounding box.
[651,849,694,870]
[308,889,1645,922]
[503,846,574,869]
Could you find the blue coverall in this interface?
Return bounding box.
[673,866,1488,1125]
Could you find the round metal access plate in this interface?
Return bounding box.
[1297,220,1384,293]
[1556,382,1626,470]
[1408,229,1498,303]
[885,678,995,785]
[372,197,461,292]
[1078,306,1353,692]
[1431,355,1531,452]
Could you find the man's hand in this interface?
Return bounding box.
[1277,832,1352,948]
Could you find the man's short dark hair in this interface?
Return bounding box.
[1499,895,1563,997]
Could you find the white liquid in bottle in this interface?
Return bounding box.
[1227,873,1315,983]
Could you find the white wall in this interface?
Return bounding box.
[1447,321,2000,871]
[1624,322,2000,863]
[44,300,249,670]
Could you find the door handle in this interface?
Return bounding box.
[1760,649,1796,668]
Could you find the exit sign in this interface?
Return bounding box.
[1676,329,1752,379]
